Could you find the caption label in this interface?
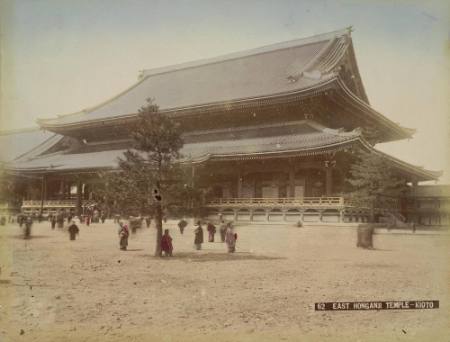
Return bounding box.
[315,300,439,311]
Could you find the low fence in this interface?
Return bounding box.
[207,197,344,207]
[21,199,98,215]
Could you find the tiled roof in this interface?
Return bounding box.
[0,128,57,163]
[39,29,352,127]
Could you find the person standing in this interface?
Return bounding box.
[161,229,173,256]
[207,222,216,242]
[68,221,80,240]
[118,222,129,251]
[178,219,188,234]
[219,220,227,242]
[24,216,33,239]
[225,223,237,253]
[50,214,57,229]
[145,216,151,228]
[194,221,204,250]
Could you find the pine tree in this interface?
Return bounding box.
[101,99,184,256]
[347,150,408,221]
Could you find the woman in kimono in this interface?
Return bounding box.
[225,223,237,253]
[161,229,173,256]
[193,221,204,250]
[118,222,129,251]
[207,222,216,242]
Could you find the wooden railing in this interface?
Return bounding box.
[344,198,401,211]
[21,200,97,208]
[207,197,344,207]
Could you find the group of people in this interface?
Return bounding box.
[11,213,81,241]
[195,220,237,252]
[117,218,238,256]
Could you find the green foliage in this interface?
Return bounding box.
[99,99,188,216]
[347,150,409,209]
[0,166,18,205]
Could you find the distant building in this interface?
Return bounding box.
[2,28,444,224]
[406,185,450,227]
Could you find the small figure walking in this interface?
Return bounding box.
[161,229,173,256]
[219,220,227,242]
[145,216,151,228]
[68,221,80,240]
[225,223,237,253]
[194,221,204,250]
[24,216,33,239]
[56,212,64,229]
[178,219,188,234]
[118,223,129,251]
[207,222,216,242]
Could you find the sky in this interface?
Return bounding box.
[0,0,449,182]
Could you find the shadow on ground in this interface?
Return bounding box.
[138,252,286,262]
[11,235,52,240]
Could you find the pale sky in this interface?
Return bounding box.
[0,0,449,182]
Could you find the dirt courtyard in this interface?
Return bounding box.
[0,220,449,342]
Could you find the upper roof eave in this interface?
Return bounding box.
[358,139,441,181]
[38,76,413,143]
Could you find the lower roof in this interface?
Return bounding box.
[0,128,56,163]
[5,121,439,182]
[8,124,360,172]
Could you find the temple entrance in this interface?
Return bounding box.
[294,185,305,197]
[262,185,278,198]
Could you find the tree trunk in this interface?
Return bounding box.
[357,224,374,249]
[154,202,163,257]
[369,203,375,223]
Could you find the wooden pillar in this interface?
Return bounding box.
[39,175,47,215]
[325,167,333,196]
[288,163,295,197]
[76,179,83,216]
[237,170,243,198]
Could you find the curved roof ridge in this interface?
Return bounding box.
[334,77,413,139]
[141,27,352,78]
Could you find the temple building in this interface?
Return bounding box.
[2,28,442,224]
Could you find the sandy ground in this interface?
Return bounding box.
[0,220,449,342]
